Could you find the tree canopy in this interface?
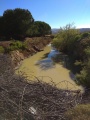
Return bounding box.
[0,8,51,40]
[27,21,51,37]
[0,8,34,39]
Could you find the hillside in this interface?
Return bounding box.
[52,28,90,34]
[79,28,90,32]
[51,28,60,34]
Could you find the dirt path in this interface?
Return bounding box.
[17,45,83,91]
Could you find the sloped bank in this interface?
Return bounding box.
[10,37,52,68]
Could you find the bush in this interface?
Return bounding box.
[0,46,5,53]
[76,61,90,88]
[75,47,90,88]
[65,104,90,120]
[52,24,79,54]
[7,41,26,52]
[81,32,90,38]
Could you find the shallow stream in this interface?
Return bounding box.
[17,44,83,91]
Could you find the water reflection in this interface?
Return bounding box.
[35,47,60,70]
[48,49,60,58]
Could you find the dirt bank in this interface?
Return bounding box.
[7,37,52,67]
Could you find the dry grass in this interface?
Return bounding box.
[65,104,90,120]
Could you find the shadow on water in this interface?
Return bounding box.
[35,45,72,71]
[40,52,49,59]
[35,48,60,70]
[35,58,55,70]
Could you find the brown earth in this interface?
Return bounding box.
[0,37,52,68]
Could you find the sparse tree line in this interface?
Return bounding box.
[52,24,90,88]
[0,8,51,40]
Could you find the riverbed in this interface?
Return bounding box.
[17,44,83,91]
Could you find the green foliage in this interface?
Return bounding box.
[52,24,90,87]
[74,60,82,66]
[7,41,26,52]
[84,46,90,57]
[76,59,90,87]
[27,21,51,37]
[0,8,51,40]
[74,34,81,41]
[0,46,5,53]
[52,24,79,54]
[81,32,90,38]
[75,46,90,87]
[52,36,63,50]
[1,8,34,39]
[0,16,4,36]
[65,104,90,120]
[76,68,88,86]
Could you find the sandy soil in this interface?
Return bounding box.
[17,45,83,91]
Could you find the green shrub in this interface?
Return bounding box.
[52,24,79,54]
[7,41,26,52]
[81,32,90,38]
[84,46,90,57]
[75,47,90,87]
[65,104,90,120]
[76,61,90,87]
[0,46,5,53]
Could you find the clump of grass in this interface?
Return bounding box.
[65,104,90,120]
[0,46,5,53]
[6,41,26,52]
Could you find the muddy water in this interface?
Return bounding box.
[17,44,83,91]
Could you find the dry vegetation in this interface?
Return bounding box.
[0,54,83,120]
[65,104,90,120]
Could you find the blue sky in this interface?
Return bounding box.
[0,0,90,28]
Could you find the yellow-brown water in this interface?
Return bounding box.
[16,45,83,91]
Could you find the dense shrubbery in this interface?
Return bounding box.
[76,47,90,87]
[52,24,90,88]
[52,24,79,55]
